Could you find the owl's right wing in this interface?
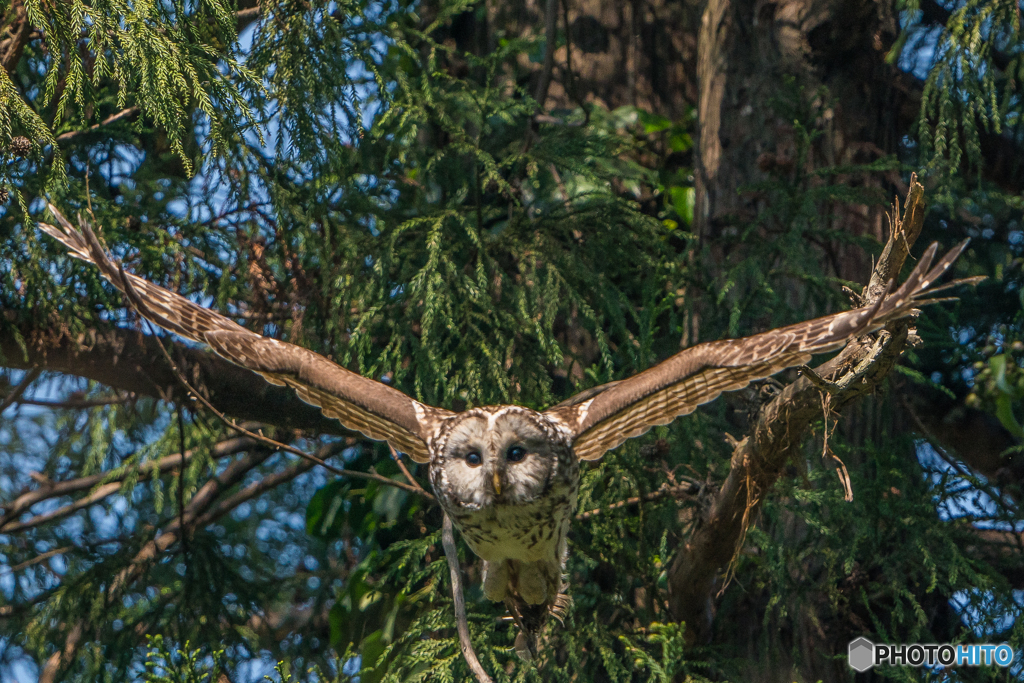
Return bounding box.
[546,241,980,461]
[39,205,452,462]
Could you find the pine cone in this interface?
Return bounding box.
[0,188,9,204]
[9,136,31,158]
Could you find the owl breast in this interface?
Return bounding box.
[452,475,578,563]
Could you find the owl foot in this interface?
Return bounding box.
[516,566,549,605]
[548,591,572,626]
[482,560,508,601]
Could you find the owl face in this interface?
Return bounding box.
[432,407,567,511]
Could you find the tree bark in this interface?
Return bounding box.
[691,0,911,278]
[0,0,33,76]
[0,324,350,436]
[667,178,925,651]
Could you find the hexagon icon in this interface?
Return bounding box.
[848,637,874,672]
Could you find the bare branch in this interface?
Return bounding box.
[194,441,349,528]
[666,180,936,642]
[576,481,701,521]
[865,173,927,302]
[442,514,493,683]
[0,436,256,528]
[2,481,122,533]
[234,0,261,31]
[0,366,41,413]
[235,6,260,23]
[38,447,274,683]
[55,107,140,144]
[14,394,133,408]
[0,323,351,436]
[4,546,71,573]
[0,0,33,75]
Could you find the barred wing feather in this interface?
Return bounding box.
[39,205,450,462]
[549,241,976,461]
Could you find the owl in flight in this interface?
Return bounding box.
[40,206,970,658]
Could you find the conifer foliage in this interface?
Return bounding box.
[1,0,1022,681]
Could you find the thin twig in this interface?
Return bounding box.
[0,436,255,526]
[576,482,701,521]
[390,444,429,495]
[194,442,349,528]
[55,107,140,144]
[442,514,493,683]
[14,395,132,408]
[797,365,842,395]
[0,366,41,413]
[4,546,72,573]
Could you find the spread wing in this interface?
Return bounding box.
[547,241,979,461]
[39,205,451,462]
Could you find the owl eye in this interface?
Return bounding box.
[465,452,482,467]
[506,446,526,463]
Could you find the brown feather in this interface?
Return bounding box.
[40,205,451,462]
[549,240,974,461]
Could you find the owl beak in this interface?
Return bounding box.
[492,471,502,496]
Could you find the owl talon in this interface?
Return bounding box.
[549,591,572,625]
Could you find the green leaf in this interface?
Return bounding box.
[991,355,1024,437]
[358,630,389,683]
[669,186,695,225]
[306,480,351,538]
[372,477,410,525]
[638,110,672,134]
[668,130,693,153]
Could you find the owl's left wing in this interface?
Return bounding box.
[546,242,978,461]
[39,205,451,462]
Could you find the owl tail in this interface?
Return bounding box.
[505,597,544,661]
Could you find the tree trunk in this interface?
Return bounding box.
[475,2,975,680]
[693,0,911,278]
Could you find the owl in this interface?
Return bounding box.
[39,206,971,658]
